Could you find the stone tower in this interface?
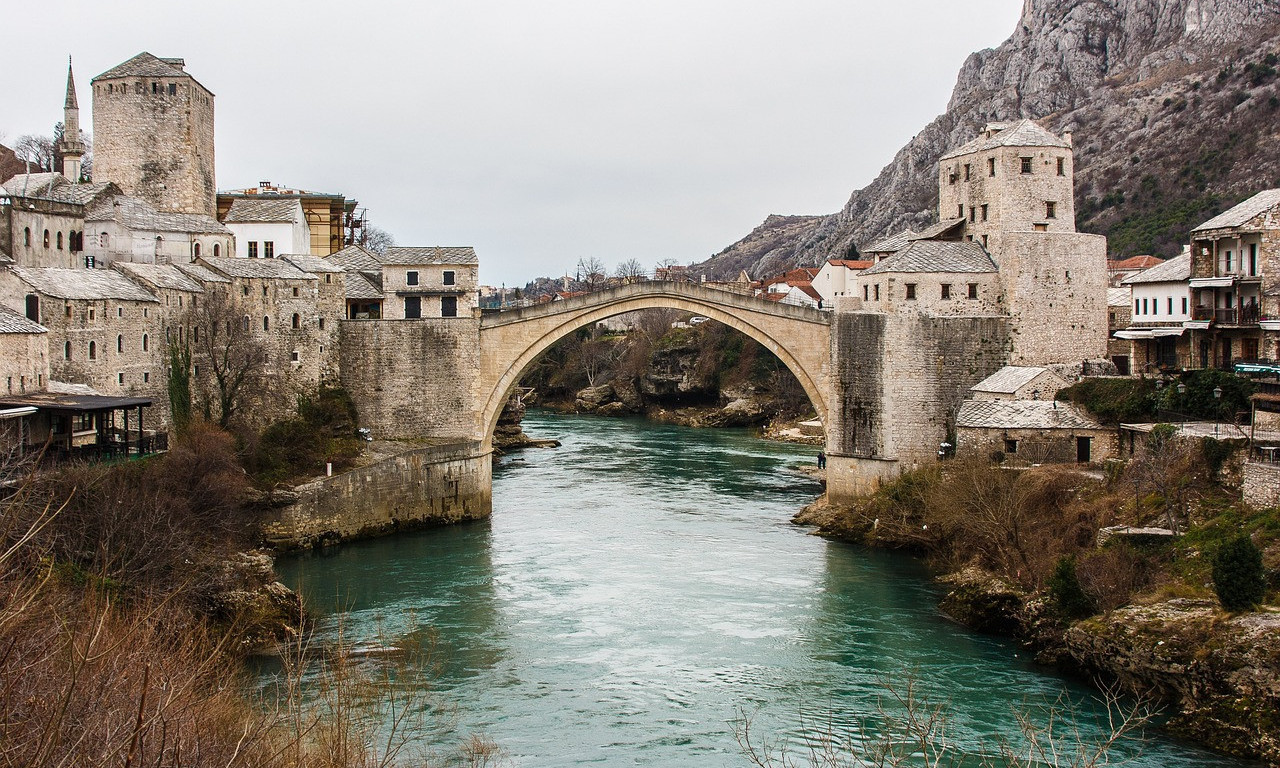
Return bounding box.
[90,52,216,217]
[57,58,87,183]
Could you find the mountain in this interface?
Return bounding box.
[695,0,1280,280]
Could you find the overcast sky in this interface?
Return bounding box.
[4,0,1022,286]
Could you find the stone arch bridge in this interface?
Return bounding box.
[476,281,833,446]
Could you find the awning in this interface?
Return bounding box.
[1190,277,1235,288]
[1183,321,1211,330]
[1151,327,1186,337]
[1114,329,1152,339]
[1114,327,1185,340]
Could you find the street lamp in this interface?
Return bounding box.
[1213,386,1223,437]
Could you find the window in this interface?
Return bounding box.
[65,304,71,318]
[1020,157,1033,174]
[264,241,274,258]
[957,204,964,218]
[213,243,220,257]
[1226,250,1233,272]
[968,283,978,299]
[874,284,880,301]
[963,163,971,181]
[441,296,458,317]
[941,284,951,299]
[1141,298,1148,315]
[143,372,150,383]
[118,372,124,384]
[23,227,30,246]
[1134,298,1139,314]
[980,204,988,221]
[88,308,95,321]
[1167,297,1173,314]
[248,241,258,258]
[1250,244,1259,275]
[117,307,123,317]
[1005,439,1018,454]
[404,296,422,319]
[151,82,159,94]
[291,351,300,362]
[117,335,124,353]
[43,229,49,248]
[905,283,917,300]
[89,341,96,360]
[318,318,325,330]
[193,242,201,258]
[443,270,456,286]
[262,286,268,297]
[988,157,996,176]
[407,271,419,286]
[242,316,250,331]
[292,286,299,297]
[981,234,988,247]
[1182,296,1188,314]
[142,334,149,352]
[1045,201,1056,219]
[1057,157,1065,176]
[969,206,976,222]
[863,285,869,301]
[168,82,177,95]
[325,274,332,283]
[24,295,38,322]
[263,316,270,332]
[242,285,250,296]
[64,341,71,360]
[292,313,300,329]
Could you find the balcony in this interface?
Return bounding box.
[1191,305,1260,325]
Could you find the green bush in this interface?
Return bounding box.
[1047,555,1095,619]
[1057,378,1157,424]
[1212,535,1267,611]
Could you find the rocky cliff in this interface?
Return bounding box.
[697,0,1280,278]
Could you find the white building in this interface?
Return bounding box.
[222,198,309,259]
[814,258,874,307]
[1116,250,1191,372]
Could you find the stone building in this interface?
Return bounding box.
[84,193,233,266]
[326,245,384,318]
[379,247,479,319]
[854,241,1002,317]
[0,304,49,397]
[91,53,216,218]
[1106,286,1132,374]
[968,365,1069,402]
[1117,251,1192,372]
[221,198,309,259]
[956,398,1116,464]
[814,258,874,306]
[217,182,357,256]
[0,173,113,269]
[1187,189,1280,367]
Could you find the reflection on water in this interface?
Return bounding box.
[270,411,1251,767]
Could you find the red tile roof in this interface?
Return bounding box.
[1108,255,1162,270]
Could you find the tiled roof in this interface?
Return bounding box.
[345,271,383,300]
[957,399,1101,430]
[908,219,965,241]
[382,246,478,266]
[1109,254,1162,271]
[93,52,187,81]
[175,263,230,284]
[860,240,997,275]
[1193,189,1280,232]
[86,194,229,235]
[0,305,46,334]
[1122,252,1190,285]
[1107,287,1131,307]
[825,259,875,270]
[862,230,916,253]
[281,253,344,274]
[1,173,116,206]
[971,366,1052,395]
[327,245,382,271]
[940,119,1071,161]
[223,198,301,223]
[10,266,158,302]
[198,257,312,281]
[113,263,204,293]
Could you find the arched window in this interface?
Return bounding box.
[100,232,109,248]
[43,230,50,248]
[142,334,149,352]
[263,316,270,332]
[213,243,220,257]
[117,335,124,353]
[23,228,30,246]
[88,341,96,360]
[64,341,71,360]
[291,313,300,329]
[241,316,249,331]
[56,232,63,250]
[193,242,201,257]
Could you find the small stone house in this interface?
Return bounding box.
[956,398,1116,464]
[379,247,479,319]
[969,365,1069,401]
[853,240,1003,316]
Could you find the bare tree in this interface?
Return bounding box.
[361,224,395,255]
[575,256,608,292]
[183,289,268,429]
[12,134,54,172]
[615,258,646,282]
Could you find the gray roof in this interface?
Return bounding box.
[281,253,345,274]
[198,256,313,281]
[1,173,116,206]
[1192,189,1280,232]
[1121,252,1190,285]
[113,262,204,293]
[909,219,965,241]
[10,266,158,302]
[862,230,916,253]
[957,399,1101,430]
[382,246,478,266]
[86,194,229,235]
[940,119,1072,161]
[0,305,46,334]
[93,52,188,81]
[223,198,301,223]
[345,271,384,300]
[860,240,997,276]
[1107,286,1131,307]
[327,245,383,271]
[971,366,1054,395]
[175,263,231,284]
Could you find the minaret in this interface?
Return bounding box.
[58,58,87,182]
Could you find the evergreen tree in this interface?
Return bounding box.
[1212,535,1267,612]
[1048,555,1095,619]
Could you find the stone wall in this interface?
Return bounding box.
[996,231,1108,365]
[957,424,1119,464]
[261,440,492,549]
[1243,461,1280,508]
[0,328,49,396]
[340,318,482,441]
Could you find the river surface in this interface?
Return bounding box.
[270,411,1252,767]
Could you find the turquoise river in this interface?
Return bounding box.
[269,411,1255,767]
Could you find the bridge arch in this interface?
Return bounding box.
[476,282,832,449]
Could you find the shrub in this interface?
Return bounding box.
[1048,555,1096,619]
[1212,534,1267,611]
